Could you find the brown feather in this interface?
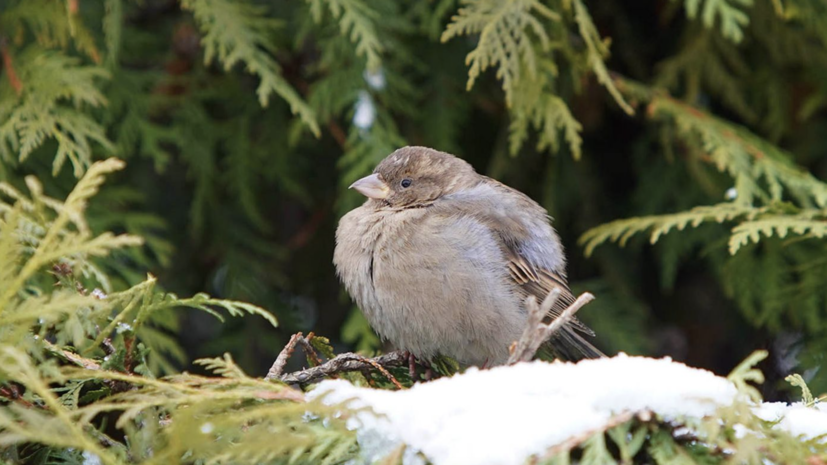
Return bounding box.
[504,250,595,336]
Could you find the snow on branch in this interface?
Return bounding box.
[311,355,827,465]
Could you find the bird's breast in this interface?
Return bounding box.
[367,211,525,364]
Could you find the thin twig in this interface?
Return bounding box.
[42,340,136,393]
[43,340,101,370]
[123,334,135,374]
[101,337,116,356]
[287,207,329,249]
[0,38,22,95]
[297,334,323,367]
[327,121,347,149]
[508,290,596,364]
[85,425,131,457]
[279,351,408,386]
[0,385,39,409]
[269,333,404,388]
[266,332,302,381]
[356,354,404,389]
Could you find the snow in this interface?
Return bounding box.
[755,402,827,440]
[82,451,102,465]
[311,354,827,464]
[352,91,376,130]
[310,354,744,465]
[364,69,386,90]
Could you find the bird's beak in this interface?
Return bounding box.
[349,173,390,200]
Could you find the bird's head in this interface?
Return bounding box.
[349,146,478,208]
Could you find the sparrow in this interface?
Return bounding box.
[333,146,602,366]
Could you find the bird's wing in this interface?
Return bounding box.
[505,250,593,335]
[439,179,603,360]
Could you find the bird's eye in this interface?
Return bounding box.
[401,178,412,188]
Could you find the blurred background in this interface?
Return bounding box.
[2,0,827,399]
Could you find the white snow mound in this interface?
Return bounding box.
[309,354,826,465]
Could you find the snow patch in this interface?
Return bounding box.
[364,69,386,90]
[310,354,742,465]
[755,402,827,440]
[352,91,376,130]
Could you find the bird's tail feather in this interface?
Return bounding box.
[538,326,605,362]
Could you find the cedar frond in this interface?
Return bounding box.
[180,0,320,136]
[0,48,113,176]
[441,0,559,105]
[306,0,384,71]
[579,202,759,256]
[680,0,754,43]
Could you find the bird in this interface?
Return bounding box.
[333,146,602,367]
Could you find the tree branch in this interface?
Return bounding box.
[508,290,596,364]
[278,350,408,387]
[0,37,22,95]
[265,332,303,380]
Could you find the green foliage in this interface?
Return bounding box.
[306,0,384,72]
[0,47,112,176]
[579,80,827,381]
[441,0,560,103]
[1,0,827,461]
[580,202,758,257]
[0,159,359,464]
[679,0,753,42]
[509,61,584,159]
[537,350,827,465]
[569,0,633,115]
[1,0,102,63]
[786,373,816,405]
[726,349,767,401]
[181,0,320,135]
[0,158,140,315]
[441,0,631,160]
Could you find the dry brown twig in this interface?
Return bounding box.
[267,333,407,388]
[508,290,596,364]
[356,354,405,389]
[266,332,303,380]
[278,350,408,387]
[297,332,323,367]
[0,38,22,95]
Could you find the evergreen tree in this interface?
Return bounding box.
[1,0,826,462]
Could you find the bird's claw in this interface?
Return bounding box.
[407,351,417,380]
[405,351,435,382]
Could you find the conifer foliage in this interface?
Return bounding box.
[1,0,827,463]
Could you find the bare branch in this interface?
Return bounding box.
[357,354,405,389]
[279,351,408,386]
[297,333,323,367]
[0,37,22,95]
[268,332,407,387]
[266,332,302,381]
[44,340,101,370]
[508,290,595,364]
